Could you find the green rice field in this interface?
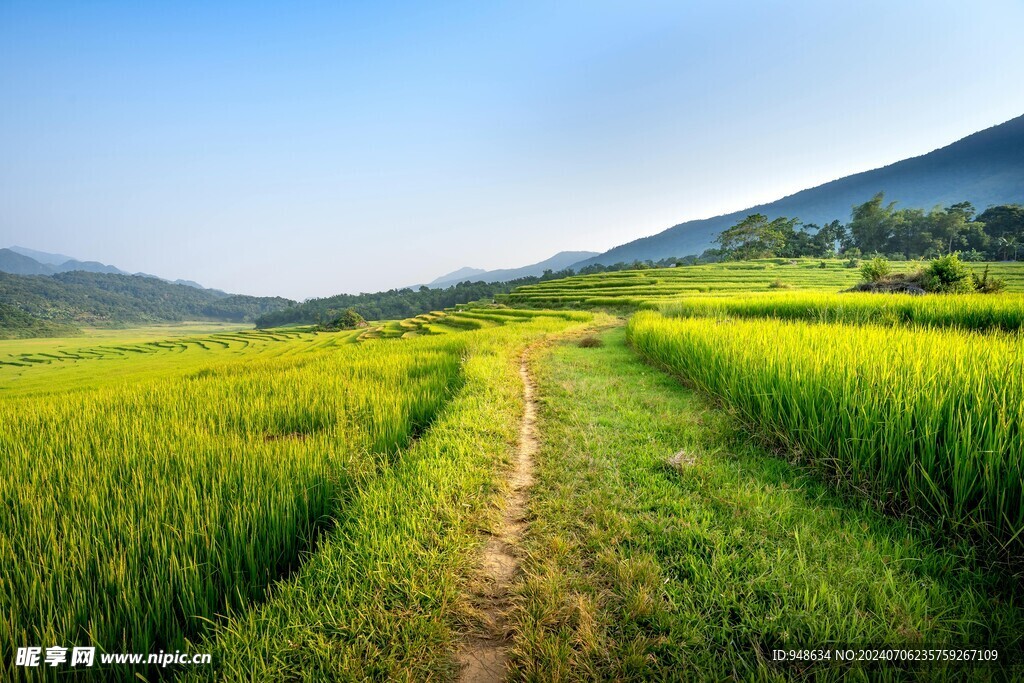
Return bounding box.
[503,258,1024,308]
[3,260,1024,680]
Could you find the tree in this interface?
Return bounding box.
[813,220,847,257]
[889,208,928,258]
[977,204,1024,242]
[996,235,1021,261]
[778,223,819,257]
[929,204,977,254]
[849,193,898,255]
[715,214,797,260]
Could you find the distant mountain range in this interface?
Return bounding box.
[1,246,208,289]
[568,114,1024,269]
[426,266,488,286]
[425,251,599,288]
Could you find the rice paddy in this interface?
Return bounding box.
[4,259,1024,680]
[503,258,1024,308]
[0,308,594,680]
[627,312,1024,551]
[659,290,1024,332]
[1,333,463,670]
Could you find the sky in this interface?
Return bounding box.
[2,1,1024,300]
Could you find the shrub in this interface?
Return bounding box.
[921,254,974,294]
[818,261,828,269]
[324,308,366,330]
[860,257,892,283]
[768,279,792,289]
[845,258,860,269]
[972,265,1007,294]
[578,336,603,348]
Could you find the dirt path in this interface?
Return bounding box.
[457,352,538,682]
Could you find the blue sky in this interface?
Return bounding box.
[2,1,1023,299]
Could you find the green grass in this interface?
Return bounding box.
[508,328,1024,681]
[627,312,1024,554]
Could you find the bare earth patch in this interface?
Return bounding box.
[458,352,538,682]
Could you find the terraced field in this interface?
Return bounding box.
[503,258,1024,307]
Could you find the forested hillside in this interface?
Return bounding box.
[572,114,1024,267]
[0,303,81,339]
[0,271,293,334]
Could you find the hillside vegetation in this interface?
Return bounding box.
[0,302,81,339]
[0,271,293,334]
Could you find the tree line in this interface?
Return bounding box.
[254,260,684,328]
[712,194,1024,262]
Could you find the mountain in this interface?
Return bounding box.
[572,114,1024,268]
[427,267,487,287]
[2,247,130,276]
[429,251,599,288]
[171,279,208,290]
[8,246,76,266]
[0,302,81,340]
[57,259,125,275]
[2,245,213,289]
[0,270,294,332]
[0,248,55,275]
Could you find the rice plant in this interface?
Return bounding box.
[627,311,1024,551]
[659,291,1024,332]
[0,334,465,668]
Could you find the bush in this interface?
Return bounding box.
[323,308,366,330]
[845,258,860,269]
[921,254,974,294]
[768,279,792,289]
[972,265,1007,294]
[818,261,828,269]
[860,257,892,283]
[578,336,603,348]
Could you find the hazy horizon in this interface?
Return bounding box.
[3,1,1024,300]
